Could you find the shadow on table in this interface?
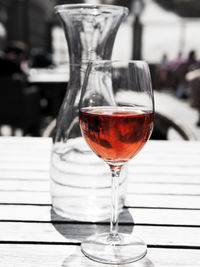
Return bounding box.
[51,207,134,241]
[61,246,155,267]
[51,208,155,267]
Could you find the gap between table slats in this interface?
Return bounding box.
[0,205,200,227]
[0,221,200,248]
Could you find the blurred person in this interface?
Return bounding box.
[5,41,29,75]
[29,47,52,69]
[0,36,41,136]
[165,51,184,91]
[154,52,169,90]
[187,50,197,66]
[174,50,198,98]
[0,31,26,77]
[160,53,168,65]
[169,51,184,71]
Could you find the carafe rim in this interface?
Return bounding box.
[54,3,129,16]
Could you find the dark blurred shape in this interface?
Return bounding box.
[0,76,41,136]
[0,26,25,77]
[54,0,85,5]
[1,40,28,77]
[101,0,132,9]
[190,79,200,126]
[155,0,200,17]
[132,0,144,60]
[173,50,198,98]
[151,112,193,140]
[5,40,28,64]
[0,55,23,76]
[186,68,200,127]
[187,50,197,65]
[29,48,52,68]
[0,35,41,135]
[154,49,199,98]
[154,53,169,91]
[2,1,53,55]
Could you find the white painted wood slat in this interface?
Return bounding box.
[0,222,200,248]
[0,245,199,267]
[0,179,200,196]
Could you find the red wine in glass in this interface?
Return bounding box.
[79,106,154,165]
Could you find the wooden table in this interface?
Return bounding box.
[0,137,200,266]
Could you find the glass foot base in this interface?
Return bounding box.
[81,233,147,264]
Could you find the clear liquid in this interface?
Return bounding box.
[50,138,127,222]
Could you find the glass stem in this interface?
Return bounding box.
[109,165,122,241]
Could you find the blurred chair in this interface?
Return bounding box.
[43,112,195,141]
[186,69,200,126]
[152,112,196,140]
[0,76,41,136]
[42,118,56,137]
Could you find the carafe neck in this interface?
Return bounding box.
[55,4,129,64]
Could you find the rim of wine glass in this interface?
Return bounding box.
[60,60,150,68]
[82,59,155,111]
[85,59,151,68]
[88,59,148,63]
[54,4,129,15]
[85,60,153,77]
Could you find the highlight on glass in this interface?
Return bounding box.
[79,60,154,264]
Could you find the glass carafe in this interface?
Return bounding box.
[50,4,129,222]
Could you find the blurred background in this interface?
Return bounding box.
[0,0,200,140]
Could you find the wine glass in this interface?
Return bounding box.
[79,60,154,264]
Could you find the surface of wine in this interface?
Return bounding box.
[79,106,154,164]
